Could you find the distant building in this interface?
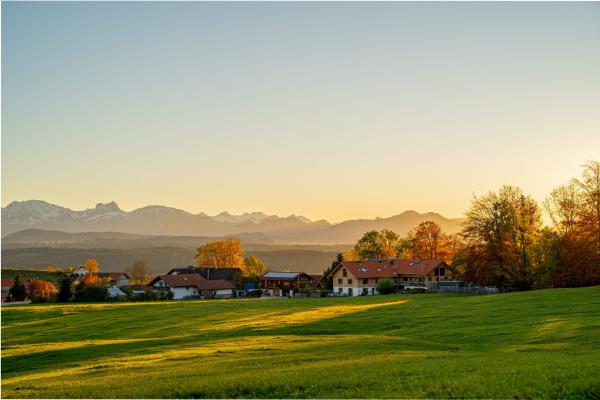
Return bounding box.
[148,273,235,300]
[260,271,319,297]
[107,286,126,298]
[330,259,450,296]
[166,266,241,284]
[97,272,130,287]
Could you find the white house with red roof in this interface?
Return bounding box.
[147,273,235,300]
[331,259,450,296]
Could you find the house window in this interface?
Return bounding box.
[342,269,347,277]
[348,288,353,296]
[347,279,353,284]
[375,278,378,284]
[338,279,343,284]
[363,279,368,285]
[338,287,342,294]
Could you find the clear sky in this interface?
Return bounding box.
[2,2,599,222]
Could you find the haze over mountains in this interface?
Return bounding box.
[2,200,465,273]
[2,200,464,244]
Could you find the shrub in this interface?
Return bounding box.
[29,280,58,303]
[75,284,107,302]
[8,275,27,301]
[58,276,72,302]
[377,278,395,295]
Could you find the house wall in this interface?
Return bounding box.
[170,286,198,300]
[332,267,361,296]
[214,289,233,298]
[115,278,129,287]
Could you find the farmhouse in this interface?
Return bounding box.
[148,273,235,300]
[331,259,450,296]
[261,271,320,296]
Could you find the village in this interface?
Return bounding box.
[1,256,470,303]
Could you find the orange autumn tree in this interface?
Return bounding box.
[195,237,244,268]
[84,258,100,273]
[407,221,462,264]
[28,280,58,303]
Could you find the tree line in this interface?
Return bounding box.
[331,160,600,290]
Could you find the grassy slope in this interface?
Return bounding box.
[2,287,600,399]
[1,268,61,283]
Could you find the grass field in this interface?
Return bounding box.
[2,287,600,399]
[1,268,61,284]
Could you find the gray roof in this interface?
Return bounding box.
[262,271,301,280]
[107,286,126,297]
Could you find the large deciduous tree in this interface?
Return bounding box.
[126,259,153,285]
[195,237,245,268]
[243,255,267,276]
[353,230,406,260]
[84,258,100,273]
[575,160,600,264]
[460,185,542,289]
[406,221,462,264]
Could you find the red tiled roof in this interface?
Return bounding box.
[1,279,31,288]
[201,279,236,290]
[333,259,446,279]
[1,279,15,288]
[151,274,234,290]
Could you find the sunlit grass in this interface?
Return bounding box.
[2,287,600,398]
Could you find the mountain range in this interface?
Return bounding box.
[2,200,464,244]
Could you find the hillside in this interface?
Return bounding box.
[0,246,349,274]
[2,286,599,398]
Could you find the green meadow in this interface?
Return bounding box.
[2,287,600,399]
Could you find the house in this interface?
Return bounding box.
[260,271,319,297]
[166,266,241,283]
[97,272,129,287]
[147,273,235,300]
[309,274,326,289]
[331,259,450,296]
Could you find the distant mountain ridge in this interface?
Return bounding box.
[2,200,464,244]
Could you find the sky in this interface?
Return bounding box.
[2,2,599,223]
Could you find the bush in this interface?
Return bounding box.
[29,280,58,303]
[377,278,395,295]
[58,276,72,302]
[75,284,107,302]
[8,275,27,301]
